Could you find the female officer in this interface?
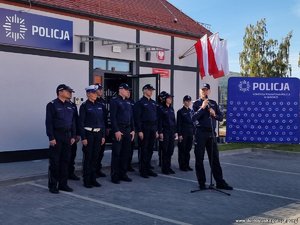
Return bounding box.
[79,85,105,188]
[158,93,177,175]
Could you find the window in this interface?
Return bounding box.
[93,59,106,70]
[108,60,130,72]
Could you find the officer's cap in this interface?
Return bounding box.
[183,95,192,101]
[201,83,210,90]
[85,85,98,93]
[95,83,103,90]
[119,83,130,90]
[162,92,173,99]
[143,84,155,91]
[158,91,167,98]
[56,84,74,95]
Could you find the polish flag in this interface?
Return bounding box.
[208,33,224,78]
[194,34,208,79]
[219,40,229,76]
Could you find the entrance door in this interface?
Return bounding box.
[102,73,160,144]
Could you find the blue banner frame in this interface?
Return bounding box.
[226,77,300,143]
[0,8,73,52]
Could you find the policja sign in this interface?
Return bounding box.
[226,77,300,144]
[0,8,73,52]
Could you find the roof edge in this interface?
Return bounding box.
[4,0,205,39]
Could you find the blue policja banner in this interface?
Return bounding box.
[0,8,73,52]
[226,77,300,143]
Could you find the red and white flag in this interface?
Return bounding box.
[208,33,224,78]
[194,34,208,79]
[219,40,229,76]
[194,33,229,79]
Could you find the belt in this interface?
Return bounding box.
[142,121,157,125]
[84,127,101,132]
[196,127,213,132]
[118,123,130,128]
[54,128,71,132]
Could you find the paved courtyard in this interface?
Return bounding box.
[0,149,299,225]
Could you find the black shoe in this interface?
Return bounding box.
[140,173,149,178]
[187,166,193,171]
[180,167,188,171]
[128,166,135,172]
[49,187,59,194]
[147,170,158,177]
[216,183,233,190]
[168,168,175,174]
[120,176,132,182]
[69,173,80,180]
[59,185,73,192]
[161,170,170,175]
[150,165,154,170]
[92,180,102,187]
[96,171,106,178]
[199,184,207,190]
[111,178,120,184]
[84,183,93,188]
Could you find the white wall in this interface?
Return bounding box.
[174,37,197,67]
[140,31,171,65]
[173,70,197,113]
[94,22,136,61]
[0,52,88,152]
[0,3,90,55]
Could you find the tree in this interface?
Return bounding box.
[239,18,292,77]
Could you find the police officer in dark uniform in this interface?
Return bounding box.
[192,83,233,190]
[134,84,158,178]
[157,91,167,167]
[68,93,81,181]
[127,90,136,172]
[158,93,177,175]
[79,85,106,188]
[177,95,194,171]
[110,83,135,184]
[95,83,108,178]
[46,84,76,194]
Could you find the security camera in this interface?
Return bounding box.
[173,18,178,23]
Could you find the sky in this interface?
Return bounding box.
[168,0,300,79]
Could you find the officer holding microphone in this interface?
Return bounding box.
[192,83,233,190]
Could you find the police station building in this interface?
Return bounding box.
[0,0,219,161]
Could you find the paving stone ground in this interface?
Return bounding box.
[0,149,299,225]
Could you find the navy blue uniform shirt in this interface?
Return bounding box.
[158,104,176,133]
[192,99,223,130]
[110,95,134,133]
[96,97,108,127]
[134,96,158,132]
[45,98,76,141]
[177,106,194,136]
[70,101,80,136]
[79,100,105,140]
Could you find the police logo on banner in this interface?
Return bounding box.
[226,77,300,143]
[0,8,73,52]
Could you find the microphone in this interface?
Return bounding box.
[205,95,211,109]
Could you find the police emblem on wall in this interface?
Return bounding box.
[226,77,300,143]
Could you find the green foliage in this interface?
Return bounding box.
[239,18,292,77]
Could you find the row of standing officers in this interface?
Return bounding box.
[46,83,233,194]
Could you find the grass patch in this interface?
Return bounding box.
[218,143,300,152]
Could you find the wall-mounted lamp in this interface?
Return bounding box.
[80,42,86,53]
[145,51,151,61]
